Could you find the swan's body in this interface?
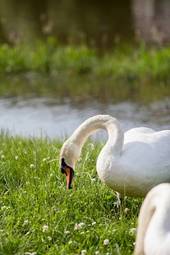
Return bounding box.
[134,183,170,255]
[60,115,170,196]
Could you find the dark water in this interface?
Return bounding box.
[1,97,170,139]
[0,0,170,47]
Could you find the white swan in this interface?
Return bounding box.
[60,115,170,196]
[134,183,170,255]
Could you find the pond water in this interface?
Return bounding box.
[1,97,170,140]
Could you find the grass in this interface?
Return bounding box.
[0,40,170,82]
[0,40,169,103]
[0,134,142,255]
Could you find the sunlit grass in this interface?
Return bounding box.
[0,134,142,255]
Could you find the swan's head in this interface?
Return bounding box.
[60,139,81,189]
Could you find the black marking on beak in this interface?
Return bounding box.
[61,158,67,174]
[60,158,74,189]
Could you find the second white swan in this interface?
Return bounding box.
[60,115,170,196]
[134,183,170,255]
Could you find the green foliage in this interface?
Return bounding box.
[0,134,142,254]
[0,41,169,103]
[51,46,96,74]
[0,40,170,82]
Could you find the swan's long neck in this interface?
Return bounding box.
[70,115,124,156]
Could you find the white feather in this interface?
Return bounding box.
[60,115,170,196]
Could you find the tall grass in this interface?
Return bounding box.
[0,40,170,82]
[0,134,142,255]
[0,40,170,103]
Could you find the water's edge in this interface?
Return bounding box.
[1,98,170,139]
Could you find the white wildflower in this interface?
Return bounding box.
[24,252,37,255]
[74,222,85,230]
[81,250,87,255]
[91,178,96,182]
[103,239,110,246]
[124,208,129,214]
[129,228,136,236]
[47,236,52,241]
[95,251,100,255]
[1,206,7,210]
[92,221,96,226]
[64,230,70,234]
[1,154,5,160]
[15,155,19,160]
[23,219,29,226]
[30,164,35,169]
[42,224,49,232]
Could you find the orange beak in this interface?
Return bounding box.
[65,167,74,189]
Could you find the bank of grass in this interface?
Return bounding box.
[0,40,170,103]
[0,40,170,81]
[0,134,142,255]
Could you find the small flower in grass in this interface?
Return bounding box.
[64,230,70,234]
[74,222,85,230]
[91,177,97,182]
[15,155,19,160]
[30,164,35,169]
[103,239,110,246]
[1,206,7,210]
[24,252,37,255]
[1,154,5,160]
[81,250,87,255]
[124,207,130,214]
[23,150,28,155]
[129,228,136,236]
[47,236,52,241]
[42,224,49,232]
[92,221,96,226]
[95,251,100,255]
[23,219,29,226]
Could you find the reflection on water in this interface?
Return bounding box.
[0,98,170,139]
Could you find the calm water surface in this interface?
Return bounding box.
[1,97,170,140]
